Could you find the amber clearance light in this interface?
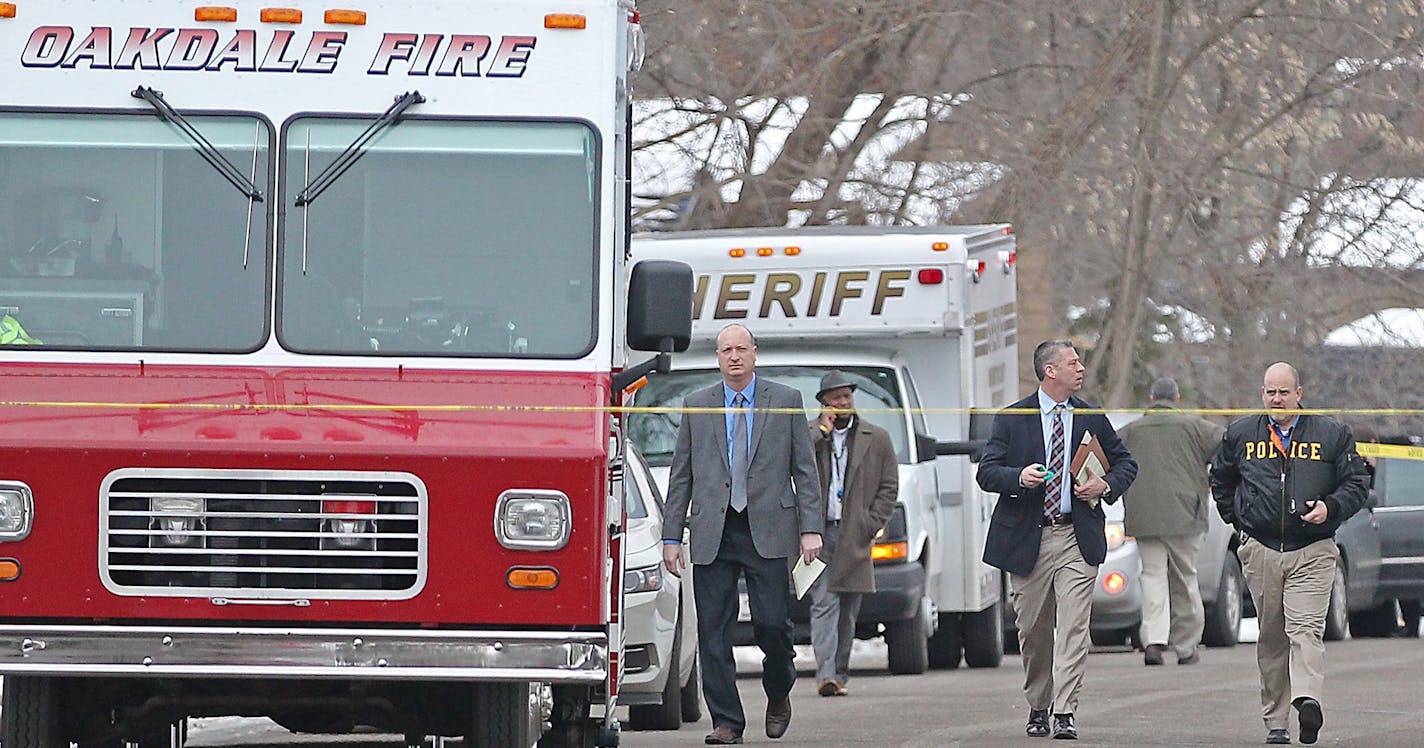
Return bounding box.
[507,567,559,590]
[545,13,587,29]
[324,9,367,25]
[195,5,238,22]
[261,7,303,23]
[0,3,16,19]
[0,559,18,581]
[871,541,908,562]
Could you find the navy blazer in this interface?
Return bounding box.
[977,393,1138,576]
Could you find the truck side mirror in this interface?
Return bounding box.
[627,259,692,353]
[931,410,994,462]
[613,260,693,394]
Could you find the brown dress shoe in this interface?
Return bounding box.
[817,678,839,697]
[704,725,743,744]
[766,698,792,739]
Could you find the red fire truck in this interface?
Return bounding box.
[0,1,690,745]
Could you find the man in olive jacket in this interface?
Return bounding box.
[1117,377,1225,666]
[805,371,898,697]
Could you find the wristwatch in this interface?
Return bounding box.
[1099,484,1112,501]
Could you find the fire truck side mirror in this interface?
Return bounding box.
[627,259,693,353]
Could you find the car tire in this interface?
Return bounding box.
[927,612,962,669]
[961,599,1005,668]
[1323,559,1349,641]
[1089,627,1127,647]
[1349,599,1398,638]
[1202,555,1244,647]
[628,628,683,731]
[885,614,928,675]
[679,652,702,723]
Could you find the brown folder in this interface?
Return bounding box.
[1070,431,1110,486]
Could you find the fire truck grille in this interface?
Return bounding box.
[100,469,427,600]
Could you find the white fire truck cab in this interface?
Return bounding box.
[0,1,690,746]
[629,226,1017,674]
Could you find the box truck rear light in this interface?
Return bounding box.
[917,268,944,285]
[932,241,949,251]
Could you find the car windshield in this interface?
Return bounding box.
[279,118,598,357]
[625,455,650,519]
[0,111,270,351]
[626,365,909,467]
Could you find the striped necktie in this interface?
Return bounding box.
[1044,406,1065,520]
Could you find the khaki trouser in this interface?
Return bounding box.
[1009,524,1096,715]
[1137,533,1205,659]
[1236,535,1337,729]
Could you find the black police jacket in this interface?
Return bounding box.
[1209,413,1369,552]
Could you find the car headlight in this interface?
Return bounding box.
[151,496,204,547]
[624,563,663,594]
[495,491,571,550]
[1105,521,1127,551]
[0,482,34,542]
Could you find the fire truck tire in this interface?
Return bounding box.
[679,653,702,722]
[628,628,683,730]
[1,675,67,747]
[468,682,537,747]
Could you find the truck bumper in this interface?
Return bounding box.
[859,561,927,622]
[0,625,607,682]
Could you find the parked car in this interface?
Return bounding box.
[620,447,701,731]
[1289,450,1424,640]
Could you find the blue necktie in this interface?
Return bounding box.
[730,393,749,512]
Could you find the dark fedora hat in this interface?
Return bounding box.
[816,371,858,403]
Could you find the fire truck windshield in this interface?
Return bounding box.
[0,110,271,351]
[279,117,599,357]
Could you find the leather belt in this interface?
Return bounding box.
[1041,514,1072,527]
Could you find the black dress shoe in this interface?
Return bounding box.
[1026,709,1050,737]
[1265,728,1291,745]
[1295,696,1323,744]
[705,725,743,744]
[1143,643,1165,665]
[1052,713,1077,740]
[765,698,791,739]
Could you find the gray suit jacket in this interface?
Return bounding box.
[662,378,823,565]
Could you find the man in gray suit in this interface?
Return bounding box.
[662,323,823,745]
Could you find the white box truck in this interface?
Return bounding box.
[627,226,1018,673]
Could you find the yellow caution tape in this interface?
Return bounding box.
[1356,443,1424,460]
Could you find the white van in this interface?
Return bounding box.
[628,226,1018,673]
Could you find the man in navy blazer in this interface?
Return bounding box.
[977,339,1137,740]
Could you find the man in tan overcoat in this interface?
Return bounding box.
[805,371,898,696]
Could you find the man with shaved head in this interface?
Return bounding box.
[1209,362,1370,745]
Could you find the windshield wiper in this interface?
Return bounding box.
[131,86,264,203]
[294,91,425,207]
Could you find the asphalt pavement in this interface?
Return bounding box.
[187,623,1424,747]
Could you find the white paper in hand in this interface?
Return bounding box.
[793,556,827,600]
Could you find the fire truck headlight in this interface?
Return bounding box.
[328,518,372,548]
[495,491,571,550]
[151,497,204,547]
[623,563,663,594]
[0,482,34,542]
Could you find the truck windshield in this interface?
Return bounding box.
[626,365,910,467]
[280,118,598,357]
[0,112,270,351]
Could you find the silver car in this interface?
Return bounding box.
[619,446,702,731]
